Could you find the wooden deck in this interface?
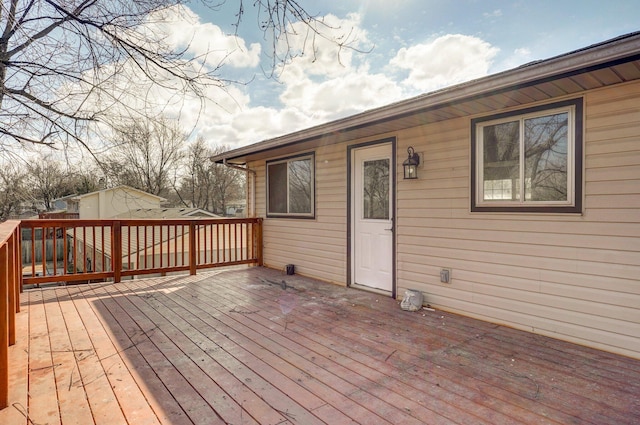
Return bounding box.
[2,267,639,425]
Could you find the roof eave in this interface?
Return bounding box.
[211,31,640,165]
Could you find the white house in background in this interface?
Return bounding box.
[70,197,221,275]
[67,185,165,219]
[212,33,640,359]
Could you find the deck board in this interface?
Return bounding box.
[47,288,95,425]
[27,290,61,425]
[1,267,639,424]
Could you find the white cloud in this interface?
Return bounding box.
[144,5,261,69]
[76,10,504,151]
[276,13,370,79]
[270,13,405,121]
[100,9,393,148]
[483,9,503,18]
[279,70,401,120]
[192,29,504,148]
[495,47,535,72]
[195,106,312,147]
[390,34,499,92]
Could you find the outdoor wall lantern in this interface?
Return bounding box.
[402,146,420,179]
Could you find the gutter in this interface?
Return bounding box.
[221,158,256,176]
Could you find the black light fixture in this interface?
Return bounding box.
[402,146,420,179]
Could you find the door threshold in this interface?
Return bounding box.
[350,283,393,296]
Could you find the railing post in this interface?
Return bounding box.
[112,221,122,283]
[189,221,197,275]
[0,244,8,409]
[7,236,15,346]
[15,226,22,298]
[256,218,263,267]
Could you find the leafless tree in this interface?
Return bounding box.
[209,145,245,215]
[0,163,27,221]
[0,1,363,155]
[69,165,102,195]
[177,141,244,214]
[177,136,215,210]
[101,116,186,197]
[238,0,366,76]
[25,156,75,211]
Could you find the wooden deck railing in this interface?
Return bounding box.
[20,218,263,285]
[0,221,21,409]
[1,217,262,410]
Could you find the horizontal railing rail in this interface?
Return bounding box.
[0,220,21,409]
[20,218,263,286]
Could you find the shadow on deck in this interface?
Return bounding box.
[2,266,639,424]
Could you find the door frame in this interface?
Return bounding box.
[347,137,397,298]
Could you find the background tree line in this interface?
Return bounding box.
[0,116,245,221]
[0,0,358,222]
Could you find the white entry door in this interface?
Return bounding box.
[352,143,393,292]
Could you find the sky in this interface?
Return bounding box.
[170,0,639,150]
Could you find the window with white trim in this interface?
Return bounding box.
[267,153,314,217]
[471,99,583,213]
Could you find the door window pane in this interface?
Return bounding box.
[363,159,389,219]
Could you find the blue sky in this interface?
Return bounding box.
[165,0,640,149]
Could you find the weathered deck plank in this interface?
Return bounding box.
[45,287,95,424]
[27,290,61,425]
[1,267,639,424]
[69,285,162,425]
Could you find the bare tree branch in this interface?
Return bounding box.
[1,0,366,157]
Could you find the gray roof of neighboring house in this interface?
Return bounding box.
[52,194,78,202]
[112,208,220,219]
[212,31,640,165]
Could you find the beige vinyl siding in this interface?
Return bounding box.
[252,143,349,284]
[396,81,640,358]
[248,80,639,357]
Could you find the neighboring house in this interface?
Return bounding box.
[67,185,166,219]
[51,193,78,212]
[14,200,45,219]
[212,33,640,359]
[25,187,224,280]
[225,199,247,217]
[72,205,221,275]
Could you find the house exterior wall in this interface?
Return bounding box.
[253,142,350,284]
[394,82,639,358]
[250,81,640,358]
